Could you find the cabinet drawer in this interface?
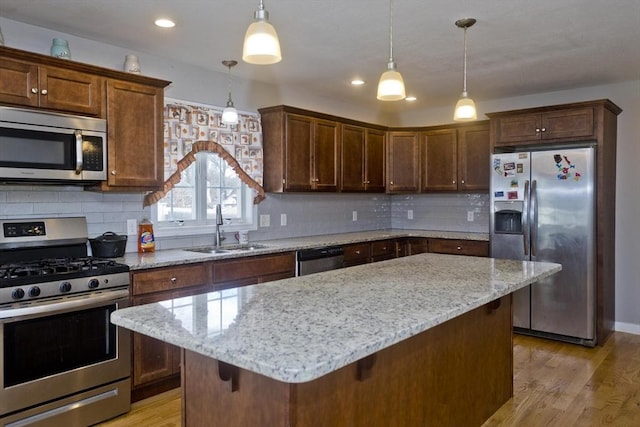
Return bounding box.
[343,243,371,264]
[428,239,489,257]
[132,263,210,295]
[213,253,295,284]
[371,240,395,257]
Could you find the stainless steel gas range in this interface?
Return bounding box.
[0,217,131,427]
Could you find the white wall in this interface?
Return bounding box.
[1,17,638,333]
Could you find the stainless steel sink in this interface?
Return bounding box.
[184,244,269,254]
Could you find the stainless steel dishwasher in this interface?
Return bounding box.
[296,246,345,276]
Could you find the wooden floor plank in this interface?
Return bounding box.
[99,332,640,426]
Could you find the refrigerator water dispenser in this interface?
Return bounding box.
[494,201,523,234]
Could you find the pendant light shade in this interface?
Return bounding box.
[377,0,406,101]
[221,60,239,126]
[453,18,477,121]
[242,0,282,65]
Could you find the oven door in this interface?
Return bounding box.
[0,289,130,421]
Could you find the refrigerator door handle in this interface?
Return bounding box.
[531,179,538,257]
[523,180,530,256]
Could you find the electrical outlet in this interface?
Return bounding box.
[407,209,413,220]
[467,211,474,222]
[259,214,270,227]
[280,213,287,226]
[126,219,137,235]
[352,211,357,221]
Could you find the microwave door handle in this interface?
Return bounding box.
[74,130,83,175]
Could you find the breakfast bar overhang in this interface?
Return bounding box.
[112,253,561,427]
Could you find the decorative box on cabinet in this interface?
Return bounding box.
[420,122,489,192]
[260,106,340,192]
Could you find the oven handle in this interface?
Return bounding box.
[0,289,129,321]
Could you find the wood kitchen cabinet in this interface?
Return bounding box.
[489,105,595,148]
[130,262,213,401]
[427,238,489,257]
[260,106,340,192]
[96,79,166,191]
[130,252,295,401]
[341,124,386,192]
[387,131,420,193]
[420,122,489,192]
[0,51,102,116]
[343,242,372,267]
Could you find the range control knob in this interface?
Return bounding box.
[12,288,25,300]
[59,282,72,293]
[28,286,41,297]
[88,278,100,289]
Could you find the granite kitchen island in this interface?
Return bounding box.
[112,253,561,427]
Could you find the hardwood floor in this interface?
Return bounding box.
[98,332,640,427]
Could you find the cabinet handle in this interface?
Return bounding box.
[355,250,360,255]
[111,170,117,175]
[390,181,394,185]
[31,88,38,94]
[171,277,177,283]
[535,128,541,133]
[541,127,546,132]
[40,89,48,95]
[457,246,462,250]
[461,180,465,184]
[453,180,456,184]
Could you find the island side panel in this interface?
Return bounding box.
[181,295,513,427]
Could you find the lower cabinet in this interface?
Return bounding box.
[130,252,295,401]
[427,238,489,257]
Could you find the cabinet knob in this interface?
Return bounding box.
[111,170,117,175]
[457,246,462,250]
[453,180,456,184]
[31,88,39,94]
[355,250,360,255]
[390,181,394,185]
[541,127,546,132]
[461,180,465,184]
[171,277,177,284]
[40,89,48,95]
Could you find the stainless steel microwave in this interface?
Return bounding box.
[0,106,107,183]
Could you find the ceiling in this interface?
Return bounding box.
[1,0,639,114]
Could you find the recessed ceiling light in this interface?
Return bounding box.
[351,79,365,86]
[155,18,176,28]
[405,96,417,101]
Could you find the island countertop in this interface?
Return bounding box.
[111,253,560,383]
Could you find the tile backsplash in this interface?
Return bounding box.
[0,186,489,253]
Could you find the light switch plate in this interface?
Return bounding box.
[280,213,287,226]
[352,211,357,221]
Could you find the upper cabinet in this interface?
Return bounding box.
[0,56,102,116]
[341,124,386,192]
[489,105,599,149]
[260,105,341,192]
[420,122,490,192]
[0,46,171,192]
[387,131,420,193]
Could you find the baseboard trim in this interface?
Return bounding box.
[615,321,640,336]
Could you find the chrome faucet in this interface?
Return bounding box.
[214,203,225,247]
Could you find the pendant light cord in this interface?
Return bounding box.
[462,26,468,93]
[388,0,394,63]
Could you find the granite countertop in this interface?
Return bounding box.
[111,253,560,383]
[119,229,489,270]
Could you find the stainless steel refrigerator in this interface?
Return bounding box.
[490,146,596,346]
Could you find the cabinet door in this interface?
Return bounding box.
[341,124,366,192]
[343,243,371,267]
[313,119,340,191]
[365,128,386,192]
[493,113,542,145]
[387,132,419,193]
[458,124,490,191]
[132,292,180,387]
[39,66,102,116]
[105,79,164,189]
[284,114,314,191]
[421,129,457,191]
[542,107,594,140]
[0,57,38,107]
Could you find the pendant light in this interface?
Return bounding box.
[221,60,239,125]
[242,0,282,65]
[453,18,477,121]
[377,0,406,101]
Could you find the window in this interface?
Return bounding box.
[153,152,255,234]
